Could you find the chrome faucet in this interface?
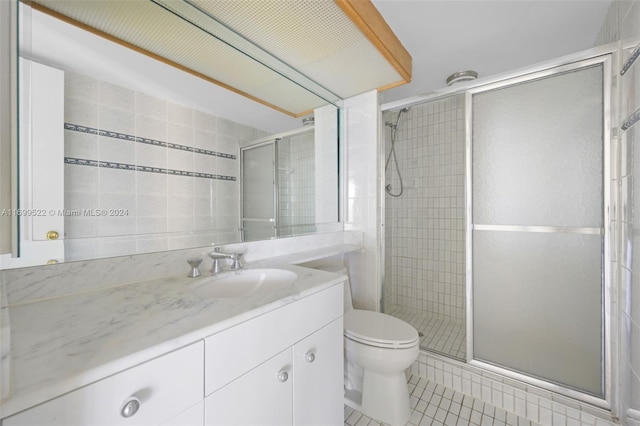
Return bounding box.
[208,247,244,274]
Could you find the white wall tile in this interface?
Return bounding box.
[135,92,166,121]
[99,104,135,134]
[64,71,98,103]
[167,102,193,127]
[63,72,250,260]
[64,98,98,128]
[600,0,640,421]
[98,80,134,112]
[65,131,98,159]
[136,115,166,142]
[410,351,617,426]
[384,95,466,323]
[99,136,135,165]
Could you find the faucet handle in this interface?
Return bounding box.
[229,252,244,270]
[187,258,202,278]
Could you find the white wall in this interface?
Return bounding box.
[597,0,640,423]
[343,90,380,311]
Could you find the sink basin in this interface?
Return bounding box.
[192,268,298,299]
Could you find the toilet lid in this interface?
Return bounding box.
[344,310,419,349]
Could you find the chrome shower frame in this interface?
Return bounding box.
[240,125,315,241]
[465,54,612,409]
[381,41,618,410]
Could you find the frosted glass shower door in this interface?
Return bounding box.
[469,60,607,399]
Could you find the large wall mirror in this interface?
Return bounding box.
[0,2,341,269]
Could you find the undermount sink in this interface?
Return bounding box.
[192,268,298,299]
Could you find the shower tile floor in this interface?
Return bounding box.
[386,305,466,360]
[344,375,542,426]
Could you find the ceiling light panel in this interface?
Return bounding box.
[30,0,332,115]
[29,0,411,116]
[190,0,404,98]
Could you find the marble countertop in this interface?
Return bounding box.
[0,263,345,418]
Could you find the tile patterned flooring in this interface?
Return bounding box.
[385,306,466,360]
[344,375,542,426]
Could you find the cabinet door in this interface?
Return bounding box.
[205,348,292,426]
[293,317,343,426]
[4,342,204,426]
[161,401,203,426]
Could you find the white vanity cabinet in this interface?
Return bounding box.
[203,283,344,426]
[293,317,343,426]
[3,341,204,426]
[205,347,293,425]
[1,279,344,426]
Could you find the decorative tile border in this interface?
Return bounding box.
[64,157,236,181]
[64,123,237,160]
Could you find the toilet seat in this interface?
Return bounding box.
[344,310,419,349]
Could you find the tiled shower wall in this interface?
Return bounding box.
[383,95,466,323]
[597,0,640,423]
[277,130,316,237]
[63,71,267,261]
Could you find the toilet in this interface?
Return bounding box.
[339,269,419,426]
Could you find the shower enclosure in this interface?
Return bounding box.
[382,52,611,405]
[383,95,467,361]
[241,127,316,242]
[467,58,608,402]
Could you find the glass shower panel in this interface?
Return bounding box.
[473,231,602,396]
[277,132,316,238]
[473,65,603,227]
[242,143,276,242]
[471,62,605,398]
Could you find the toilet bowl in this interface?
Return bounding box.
[331,268,419,426]
[344,309,419,426]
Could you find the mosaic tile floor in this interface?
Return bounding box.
[344,375,541,426]
[385,306,466,360]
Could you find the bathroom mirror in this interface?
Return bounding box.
[0,2,341,269]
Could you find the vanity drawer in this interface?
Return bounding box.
[4,341,204,426]
[204,282,342,396]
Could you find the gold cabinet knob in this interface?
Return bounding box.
[46,230,59,240]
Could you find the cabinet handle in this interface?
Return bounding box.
[277,370,289,383]
[120,396,141,418]
[304,351,316,363]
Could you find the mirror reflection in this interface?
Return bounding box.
[2,4,340,269]
[241,113,338,242]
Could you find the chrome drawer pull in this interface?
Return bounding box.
[305,351,315,363]
[120,396,141,418]
[277,370,289,382]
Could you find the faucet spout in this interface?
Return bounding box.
[208,248,244,273]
